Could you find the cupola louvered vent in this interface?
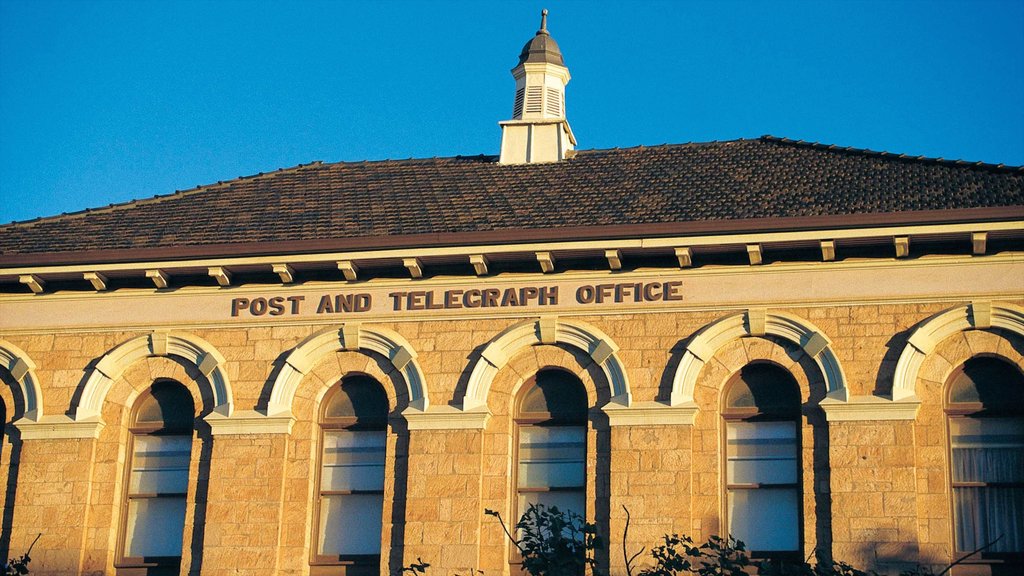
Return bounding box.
[513,88,525,118]
[525,86,544,114]
[545,88,562,116]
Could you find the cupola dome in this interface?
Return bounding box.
[517,10,564,66]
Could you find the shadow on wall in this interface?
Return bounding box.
[186,428,214,575]
[593,412,611,572]
[0,386,20,560]
[387,418,411,576]
[874,329,912,397]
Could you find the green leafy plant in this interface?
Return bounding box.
[636,534,750,576]
[485,504,603,576]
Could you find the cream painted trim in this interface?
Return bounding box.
[672,310,849,406]
[266,324,428,418]
[18,275,44,294]
[273,263,295,284]
[208,266,232,287]
[403,405,490,430]
[404,258,423,279]
[205,409,294,435]
[461,317,631,411]
[820,240,836,262]
[602,401,698,426]
[7,220,1018,279]
[337,260,359,281]
[84,272,108,291]
[0,339,43,421]
[536,252,555,273]
[75,331,234,421]
[640,221,1024,249]
[15,415,104,440]
[470,254,489,276]
[819,395,921,421]
[605,249,622,271]
[972,232,987,255]
[892,301,1024,400]
[146,269,169,289]
[895,236,910,258]
[675,247,692,268]
[746,244,762,265]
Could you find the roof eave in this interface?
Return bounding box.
[2,205,1022,268]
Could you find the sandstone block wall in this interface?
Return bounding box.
[0,299,1021,575]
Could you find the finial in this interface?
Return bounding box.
[538,9,548,35]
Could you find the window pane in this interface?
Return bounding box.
[318,493,383,555]
[954,486,1024,552]
[727,421,798,485]
[518,371,587,420]
[728,488,799,551]
[517,490,586,521]
[324,376,389,420]
[518,426,585,489]
[724,364,800,415]
[949,358,1024,408]
[321,430,386,492]
[951,417,1024,483]
[129,435,191,494]
[124,496,186,557]
[134,382,194,429]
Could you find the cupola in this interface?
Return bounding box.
[498,10,576,164]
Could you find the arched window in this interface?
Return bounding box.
[514,369,588,524]
[723,363,801,558]
[118,380,194,574]
[946,357,1024,556]
[312,375,388,575]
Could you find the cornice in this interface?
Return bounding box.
[13,415,105,440]
[402,406,491,430]
[204,410,295,435]
[602,401,699,426]
[819,395,922,422]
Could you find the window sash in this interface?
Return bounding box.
[517,426,586,490]
[315,428,386,563]
[128,435,191,496]
[121,432,192,564]
[727,487,800,552]
[727,421,798,486]
[320,430,387,493]
[725,420,800,553]
[123,495,188,559]
[950,415,1024,553]
[316,492,385,557]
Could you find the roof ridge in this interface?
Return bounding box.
[759,135,1024,173]
[572,138,757,155]
[3,161,327,229]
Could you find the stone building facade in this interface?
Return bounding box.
[0,14,1022,576]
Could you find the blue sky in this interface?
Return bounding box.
[1,0,1022,224]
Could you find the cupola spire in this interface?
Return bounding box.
[499,9,576,164]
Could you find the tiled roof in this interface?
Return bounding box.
[1,136,1022,262]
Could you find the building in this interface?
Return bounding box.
[0,11,1022,576]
